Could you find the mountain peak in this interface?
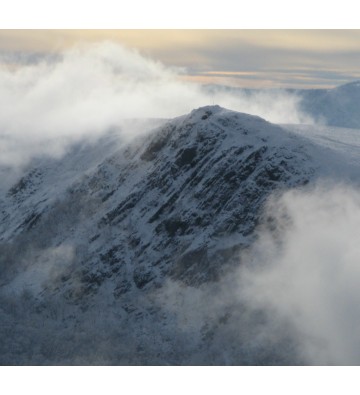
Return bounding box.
[1,101,359,365]
[333,80,360,91]
[187,104,226,120]
[186,105,268,126]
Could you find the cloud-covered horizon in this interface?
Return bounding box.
[2,30,360,89]
[0,42,314,168]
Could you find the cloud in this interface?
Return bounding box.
[0,41,313,168]
[2,244,75,297]
[239,183,360,365]
[210,87,314,124]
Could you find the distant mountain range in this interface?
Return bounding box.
[204,80,360,128]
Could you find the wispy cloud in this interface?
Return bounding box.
[0,42,313,168]
[1,30,360,88]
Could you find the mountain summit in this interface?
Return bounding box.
[0,106,359,364]
[0,107,316,291]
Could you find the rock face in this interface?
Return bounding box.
[0,105,357,365]
[0,106,315,292]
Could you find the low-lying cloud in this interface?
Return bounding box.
[6,244,75,296]
[0,41,313,168]
[239,183,360,365]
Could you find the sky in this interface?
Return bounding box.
[1,30,360,89]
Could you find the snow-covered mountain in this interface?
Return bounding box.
[1,105,359,365]
[203,80,360,128]
[298,81,360,128]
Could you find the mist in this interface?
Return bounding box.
[0,41,313,168]
[238,183,360,365]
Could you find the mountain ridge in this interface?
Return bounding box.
[1,105,360,364]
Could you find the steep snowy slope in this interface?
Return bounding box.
[0,105,359,365]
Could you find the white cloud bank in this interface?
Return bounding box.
[239,183,360,365]
[0,42,313,167]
